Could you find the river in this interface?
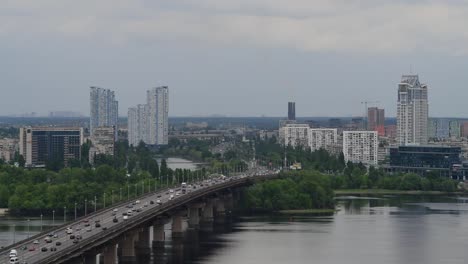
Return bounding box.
[2,195,468,263]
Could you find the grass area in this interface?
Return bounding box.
[278,209,336,215]
[334,189,459,195]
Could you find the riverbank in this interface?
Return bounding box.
[334,189,463,195]
[278,209,336,215]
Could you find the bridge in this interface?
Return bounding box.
[1,168,279,264]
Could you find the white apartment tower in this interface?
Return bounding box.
[279,124,310,148]
[90,87,119,138]
[147,86,169,145]
[128,104,149,146]
[343,131,378,166]
[128,86,169,146]
[309,129,338,152]
[397,75,428,145]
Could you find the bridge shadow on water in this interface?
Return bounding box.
[135,220,235,264]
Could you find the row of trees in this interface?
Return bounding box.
[242,171,335,211]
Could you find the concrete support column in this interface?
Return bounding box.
[214,198,226,224]
[102,244,117,264]
[136,227,150,248]
[200,201,214,232]
[225,194,234,212]
[82,253,97,264]
[119,230,139,264]
[188,203,204,229]
[172,214,184,239]
[152,224,165,248]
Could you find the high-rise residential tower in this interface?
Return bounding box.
[127,104,149,146]
[288,102,296,120]
[397,75,428,145]
[368,107,385,136]
[147,86,169,145]
[90,87,119,138]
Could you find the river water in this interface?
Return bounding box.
[2,195,468,263]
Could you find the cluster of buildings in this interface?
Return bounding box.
[279,74,468,180]
[127,86,169,147]
[13,86,169,167]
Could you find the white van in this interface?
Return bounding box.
[9,249,17,258]
[9,256,19,264]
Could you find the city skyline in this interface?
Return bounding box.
[3,1,468,117]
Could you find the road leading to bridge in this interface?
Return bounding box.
[1,167,278,264]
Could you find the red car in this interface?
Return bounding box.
[28,247,35,251]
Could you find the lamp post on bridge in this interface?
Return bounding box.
[127,184,130,200]
[52,210,55,226]
[85,199,87,216]
[64,206,66,223]
[104,193,106,208]
[40,214,43,231]
[74,202,77,220]
[111,190,114,205]
[94,196,97,212]
[120,188,122,201]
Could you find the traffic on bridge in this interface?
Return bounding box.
[2,167,278,264]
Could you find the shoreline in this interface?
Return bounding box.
[334,189,463,195]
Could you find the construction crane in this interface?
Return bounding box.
[361,101,380,130]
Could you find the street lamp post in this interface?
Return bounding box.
[127,184,130,200]
[120,188,122,201]
[13,224,16,243]
[27,219,30,238]
[104,193,106,208]
[74,202,77,220]
[112,190,114,205]
[135,184,137,196]
[64,206,66,223]
[85,199,87,216]
[40,214,43,231]
[52,210,55,226]
[94,196,97,212]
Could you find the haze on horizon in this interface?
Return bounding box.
[2,0,468,118]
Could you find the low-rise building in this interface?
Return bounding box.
[89,126,115,164]
[0,138,18,163]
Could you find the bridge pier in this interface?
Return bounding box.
[102,244,117,264]
[172,213,186,239]
[200,200,214,232]
[188,203,204,229]
[152,222,166,248]
[136,227,151,255]
[119,230,139,264]
[214,198,226,224]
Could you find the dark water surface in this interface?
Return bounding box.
[2,195,468,263]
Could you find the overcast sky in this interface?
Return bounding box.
[2,0,468,117]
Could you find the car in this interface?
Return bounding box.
[127,204,132,208]
[53,233,58,238]
[44,237,52,243]
[9,249,18,258]
[21,246,27,251]
[9,256,19,264]
[122,212,128,216]
[75,234,82,240]
[169,195,174,200]
[136,200,140,204]
[69,235,75,239]
[75,226,81,231]
[33,240,39,244]
[136,208,142,212]
[113,217,118,223]
[150,200,155,205]
[55,241,61,246]
[95,222,101,228]
[123,215,129,221]
[66,227,73,234]
[156,199,162,205]
[175,192,180,196]
[113,208,119,212]
[50,247,57,252]
[127,210,133,215]
[111,212,116,216]
[83,219,89,223]
[102,227,108,231]
[144,202,148,207]
[84,222,90,227]
[28,247,35,252]
[86,227,92,232]
[41,247,48,252]
[73,239,79,244]
[169,189,174,193]
[157,195,162,198]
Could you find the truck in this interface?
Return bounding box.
[181,182,187,194]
